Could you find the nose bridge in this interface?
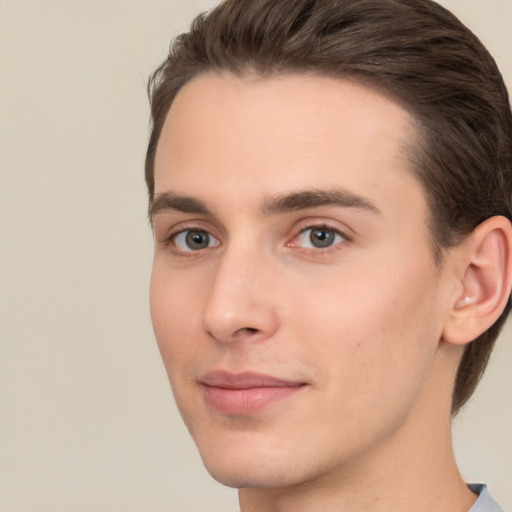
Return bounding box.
[202,238,278,343]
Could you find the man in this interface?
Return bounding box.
[145,1,512,510]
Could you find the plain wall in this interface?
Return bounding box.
[0,1,511,511]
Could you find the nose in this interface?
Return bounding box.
[202,247,279,344]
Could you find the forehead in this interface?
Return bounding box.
[153,72,423,217]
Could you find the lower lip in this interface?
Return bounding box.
[202,385,305,416]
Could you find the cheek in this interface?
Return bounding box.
[288,258,442,402]
[149,265,202,369]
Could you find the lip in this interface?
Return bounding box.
[199,370,307,416]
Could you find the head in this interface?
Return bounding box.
[146,0,512,416]
[146,0,512,495]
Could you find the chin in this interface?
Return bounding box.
[195,433,321,490]
[198,443,278,488]
[203,457,302,490]
[204,467,256,489]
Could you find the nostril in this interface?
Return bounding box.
[206,326,261,343]
[232,327,260,339]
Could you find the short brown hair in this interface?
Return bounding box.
[145,0,512,414]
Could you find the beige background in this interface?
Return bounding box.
[0,1,511,511]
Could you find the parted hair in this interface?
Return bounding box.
[145,0,512,414]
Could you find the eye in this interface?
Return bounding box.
[172,229,220,251]
[293,226,345,249]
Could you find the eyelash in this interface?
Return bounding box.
[161,223,220,257]
[163,222,350,256]
[287,223,349,252]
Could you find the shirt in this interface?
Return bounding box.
[468,484,505,512]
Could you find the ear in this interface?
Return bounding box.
[443,216,512,346]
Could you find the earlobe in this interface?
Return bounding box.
[443,216,512,346]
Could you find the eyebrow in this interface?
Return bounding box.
[261,188,381,216]
[150,192,212,218]
[149,187,381,219]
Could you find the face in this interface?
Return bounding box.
[150,73,455,490]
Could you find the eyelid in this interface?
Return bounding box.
[172,229,220,252]
[290,218,353,240]
[156,217,352,255]
[286,220,352,251]
[157,220,221,248]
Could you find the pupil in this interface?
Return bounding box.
[186,230,209,250]
[310,228,334,248]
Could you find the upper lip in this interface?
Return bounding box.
[199,370,306,390]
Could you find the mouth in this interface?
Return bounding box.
[198,370,308,416]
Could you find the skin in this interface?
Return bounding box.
[150,73,478,512]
